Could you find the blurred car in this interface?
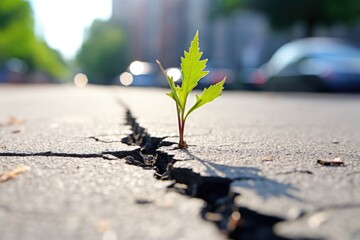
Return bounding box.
[251,38,360,92]
[118,61,161,87]
[199,66,236,89]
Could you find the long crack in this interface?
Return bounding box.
[121,109,292,240]
[0,109,318,239]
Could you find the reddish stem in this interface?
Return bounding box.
[178,119,187,149]
[175,106,186,148]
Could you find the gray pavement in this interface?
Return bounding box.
[0,85,360,240]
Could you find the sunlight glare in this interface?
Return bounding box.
[31,0,112,59]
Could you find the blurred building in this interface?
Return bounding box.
[111,0,267,68]
[111,0,360,71]
[112,0,189,67]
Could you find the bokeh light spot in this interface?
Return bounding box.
[129,61,145,75]
[74,73,88,87]
[166,68,182,82]
[119,72,133,86]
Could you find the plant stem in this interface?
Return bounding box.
[179,119,187,148]
[177,105,187,149]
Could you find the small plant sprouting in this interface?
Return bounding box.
[157,31,225,149]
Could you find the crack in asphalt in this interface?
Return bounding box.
[0,151,103,158]
[88,136,123,143]
[276,170,314,175]
[120,109,296,240]
[0,109,324,239]
[0,150,140,160]
[0,110,306,239]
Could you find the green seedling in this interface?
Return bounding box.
[157,31,225,149]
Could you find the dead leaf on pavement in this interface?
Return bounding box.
[317,157,344,167]
[261,155,274,162]
[7,115,24,126]
[95,219,111,233]
[0,165,31,183]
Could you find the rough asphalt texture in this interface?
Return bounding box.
[0,85,359,240]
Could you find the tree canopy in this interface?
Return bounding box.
[0,0,68,79]
[216,0,360,36]
[76,20,129,84]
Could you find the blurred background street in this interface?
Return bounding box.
[1,0,360,91]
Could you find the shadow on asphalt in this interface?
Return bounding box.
[183,149,300,201]
[0,107,306,240]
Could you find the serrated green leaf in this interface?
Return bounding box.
[177,31,209,109]
[166,76,182,107]
[156,60,182,108]
[185,78,226,119]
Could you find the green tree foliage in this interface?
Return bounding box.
[216,0,360,36]
[0,0,68,79]
[76,20,129,84]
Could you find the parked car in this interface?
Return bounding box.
[199,66,236,89]
[251,38,360,92]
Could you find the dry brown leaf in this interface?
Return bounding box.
[261,155,274,162]
[0,165,31,183]
[7,115,24,126]
[95,219,111,233]
[317,157,344,167]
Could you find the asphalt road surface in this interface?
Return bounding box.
[0,85,359,240]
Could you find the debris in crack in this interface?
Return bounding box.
[122,110,176,155]
[228,207,291,240]
[121,109,294,240]
[153,151,174,180]
[121,110,175,179]
[124,154,153,170]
